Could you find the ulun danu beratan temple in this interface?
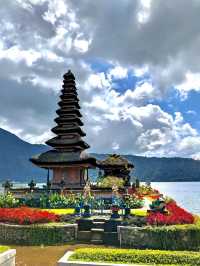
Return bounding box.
[29,70,135,194]
[30,70,96,189]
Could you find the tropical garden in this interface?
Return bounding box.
[0,183,197,232]
[0,183,200,265]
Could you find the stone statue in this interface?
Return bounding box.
[83,182,91,198]
[112,183,119,197]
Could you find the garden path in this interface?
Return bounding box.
[13,244,105,266]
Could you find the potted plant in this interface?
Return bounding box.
[74,204,81,216]
[82,204,91,217]
[111,204,120,219]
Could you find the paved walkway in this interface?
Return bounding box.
[13,244,101,266]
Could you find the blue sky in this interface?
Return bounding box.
[91,59,199,131]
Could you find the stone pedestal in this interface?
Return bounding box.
[52,167,82,188]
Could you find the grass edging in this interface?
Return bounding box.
[68,248,200,265]
[0,246,9,253]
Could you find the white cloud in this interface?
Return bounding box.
[137,0,152,24]
[187,110,196,116]
[108,66,128,80]
[0,0,200,159]
[82,70,200,157]
[0,46,41,66]
[176,72,200,100]
[43,0,67,25]
[74,39,90,53]
[87,73,110,90]
[177,136,200,158]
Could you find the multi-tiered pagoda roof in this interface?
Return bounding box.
[30,70,96,167]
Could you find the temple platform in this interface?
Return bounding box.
[8,186,127,199]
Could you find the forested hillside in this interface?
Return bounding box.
[0,128,200,182]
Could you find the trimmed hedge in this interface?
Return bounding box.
[0,222,77,245]
[70,247,200,265]
[118,223,200,250]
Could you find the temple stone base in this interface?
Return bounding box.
[51,166,86,189]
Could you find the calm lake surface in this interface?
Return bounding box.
[151,182,200,215]
[0,182,200,214]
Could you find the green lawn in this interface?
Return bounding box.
[44,208,75,215]
[131,209,147,216]
[44,208,147,216]
[0,246,9,253]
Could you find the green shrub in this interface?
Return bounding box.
[97,176,124,188]
[0,192,19,208]
[120,222,200,251]
[48,193,70,208]
[70,247,200,265]
[20,196,40,208]
[39,193,84,209]
[124,195,144,209]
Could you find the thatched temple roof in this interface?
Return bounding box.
[97,154,134,169]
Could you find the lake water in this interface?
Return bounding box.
[0,182,200,214]
[151,182,200,215]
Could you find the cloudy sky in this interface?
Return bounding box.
[1,0,200,158]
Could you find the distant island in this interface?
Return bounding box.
[0,127,200,183]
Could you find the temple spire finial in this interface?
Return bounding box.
[45,70,89,152]
[63,69,75,80]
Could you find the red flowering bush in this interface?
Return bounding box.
[0,207,59,225]
[149,194,160,200]
[147,201,194,226]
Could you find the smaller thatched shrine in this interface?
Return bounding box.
[97,154,134,187]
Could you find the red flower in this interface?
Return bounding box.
[0,207,59,225]
[147,202,194,226]
[150,195,160,200]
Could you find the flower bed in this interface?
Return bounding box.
[0,207,59,225]
[147,201,194,225]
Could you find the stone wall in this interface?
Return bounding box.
[118,225,200,250]
[118,226,151,249]
[0,223,78,245]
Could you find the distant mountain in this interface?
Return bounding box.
[0,128,48,182]
[91,154,200,182]
[0,128,200,182]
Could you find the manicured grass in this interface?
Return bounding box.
[0,246,9,253]
[44,208,147,216]
[131,209,147,216]
[44,208,75,215]
[69,247,200,265]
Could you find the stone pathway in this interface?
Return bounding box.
[13,244,106,266]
